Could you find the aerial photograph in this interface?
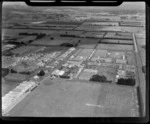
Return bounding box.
[1,1,146,117]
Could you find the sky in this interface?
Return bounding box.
[2,1,145,10]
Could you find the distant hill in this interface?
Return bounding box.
[2,2,145,22]
[2,2,145,13]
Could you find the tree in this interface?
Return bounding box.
[50,37,54,40]
[10,69,17,73]
[2,68,9,77]
[142,66,146,73]
[60,43,73,47]
[117,78,135,86]
[28,40,33,43]
[90,74,107,82]
[37,70,45,76]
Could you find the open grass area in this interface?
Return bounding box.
[43,21,82,25]
[2,58,17,68]
[101,39,119,44]
[2,79,22,97]
[108,51,125,59]
[37,46,68,54]
[2,29,56,40]
[118,40,133,44]
[80,32,105,38]
[7,79,139,117]
[10,46,44,55]
[136,38,145,46]
[31,36,73,46]
[92,49,107,58]
[57,30,84,35]
[78,44,96,49]
[4,73,29,82]
[101,39,133,44]
[97,66,116,82]
[95,84,139,117]
[82,22,119,26]
[121,26,144,33]
[77,48,94,57]
[12,61,39,73]
[104,32,133,40]
[78,69,98,80]
[80,38,100,44]
[126,52,136,65]
[96,44,134,51]
[76,25,122,32]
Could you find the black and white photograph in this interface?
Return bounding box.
[1,1,146,118]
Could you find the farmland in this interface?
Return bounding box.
[96,44,134,51]
[2,2,145,117]
[31,35,73,46]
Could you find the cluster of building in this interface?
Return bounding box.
[36,52,61,67]
[2,46,46,68]
[67,47,137,85]
[51,62,84,79]
[90,50,127,65]
[115,64,136,82]
[51,48,99,80]
[2,80,39,115]
[3,50,64,82]
[44,59,62,74]
[12,51,61,68]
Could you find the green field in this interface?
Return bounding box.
[126,52,136,65]
[92,49,108,58]
[96,44,134,51]
[2,58,17,68]
[78,44,96,49]
[36,46,68,54]
[2,79,22,97]
[7,79,139,117]
[31,36,73,46]
[77,48,94,57]
[97,66,116,82]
